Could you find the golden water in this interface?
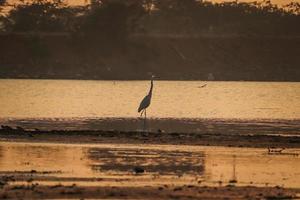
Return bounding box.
[0,79,299,120]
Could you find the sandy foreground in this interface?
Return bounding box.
[0,128,300,199]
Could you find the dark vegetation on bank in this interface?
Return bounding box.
[0,0,300,81]
[1,125,300,148]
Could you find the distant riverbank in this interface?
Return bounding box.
[0,34,300,81]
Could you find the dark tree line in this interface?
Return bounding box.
[0,0,300,81]
[1,0,300,38]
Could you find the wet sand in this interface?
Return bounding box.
[1,127,300,148]
[1,184,299,199]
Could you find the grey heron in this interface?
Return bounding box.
[138,77,154,129]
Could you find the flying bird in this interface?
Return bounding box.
[198,84,207,88]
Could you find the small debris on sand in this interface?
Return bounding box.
[133,167,145,174]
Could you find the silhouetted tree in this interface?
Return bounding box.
[80,0,145,42]
[4,0,75,32]
[284,2,300,15]
[2,0,300,36]
[141,0,300,35]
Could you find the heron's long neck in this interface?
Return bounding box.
[148,80,153,96]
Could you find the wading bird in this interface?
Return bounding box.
[138,77,154,129]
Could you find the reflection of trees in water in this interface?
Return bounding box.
[86,147,205,175]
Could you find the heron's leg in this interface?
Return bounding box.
[144,109,147,131]
[140,109,144,117]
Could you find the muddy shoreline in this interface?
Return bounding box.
[1,184,299,199]
[1,127,300,199]
[1,127,300,148]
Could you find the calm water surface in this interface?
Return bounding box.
[1,79,299,119]
[0,79,299,133]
